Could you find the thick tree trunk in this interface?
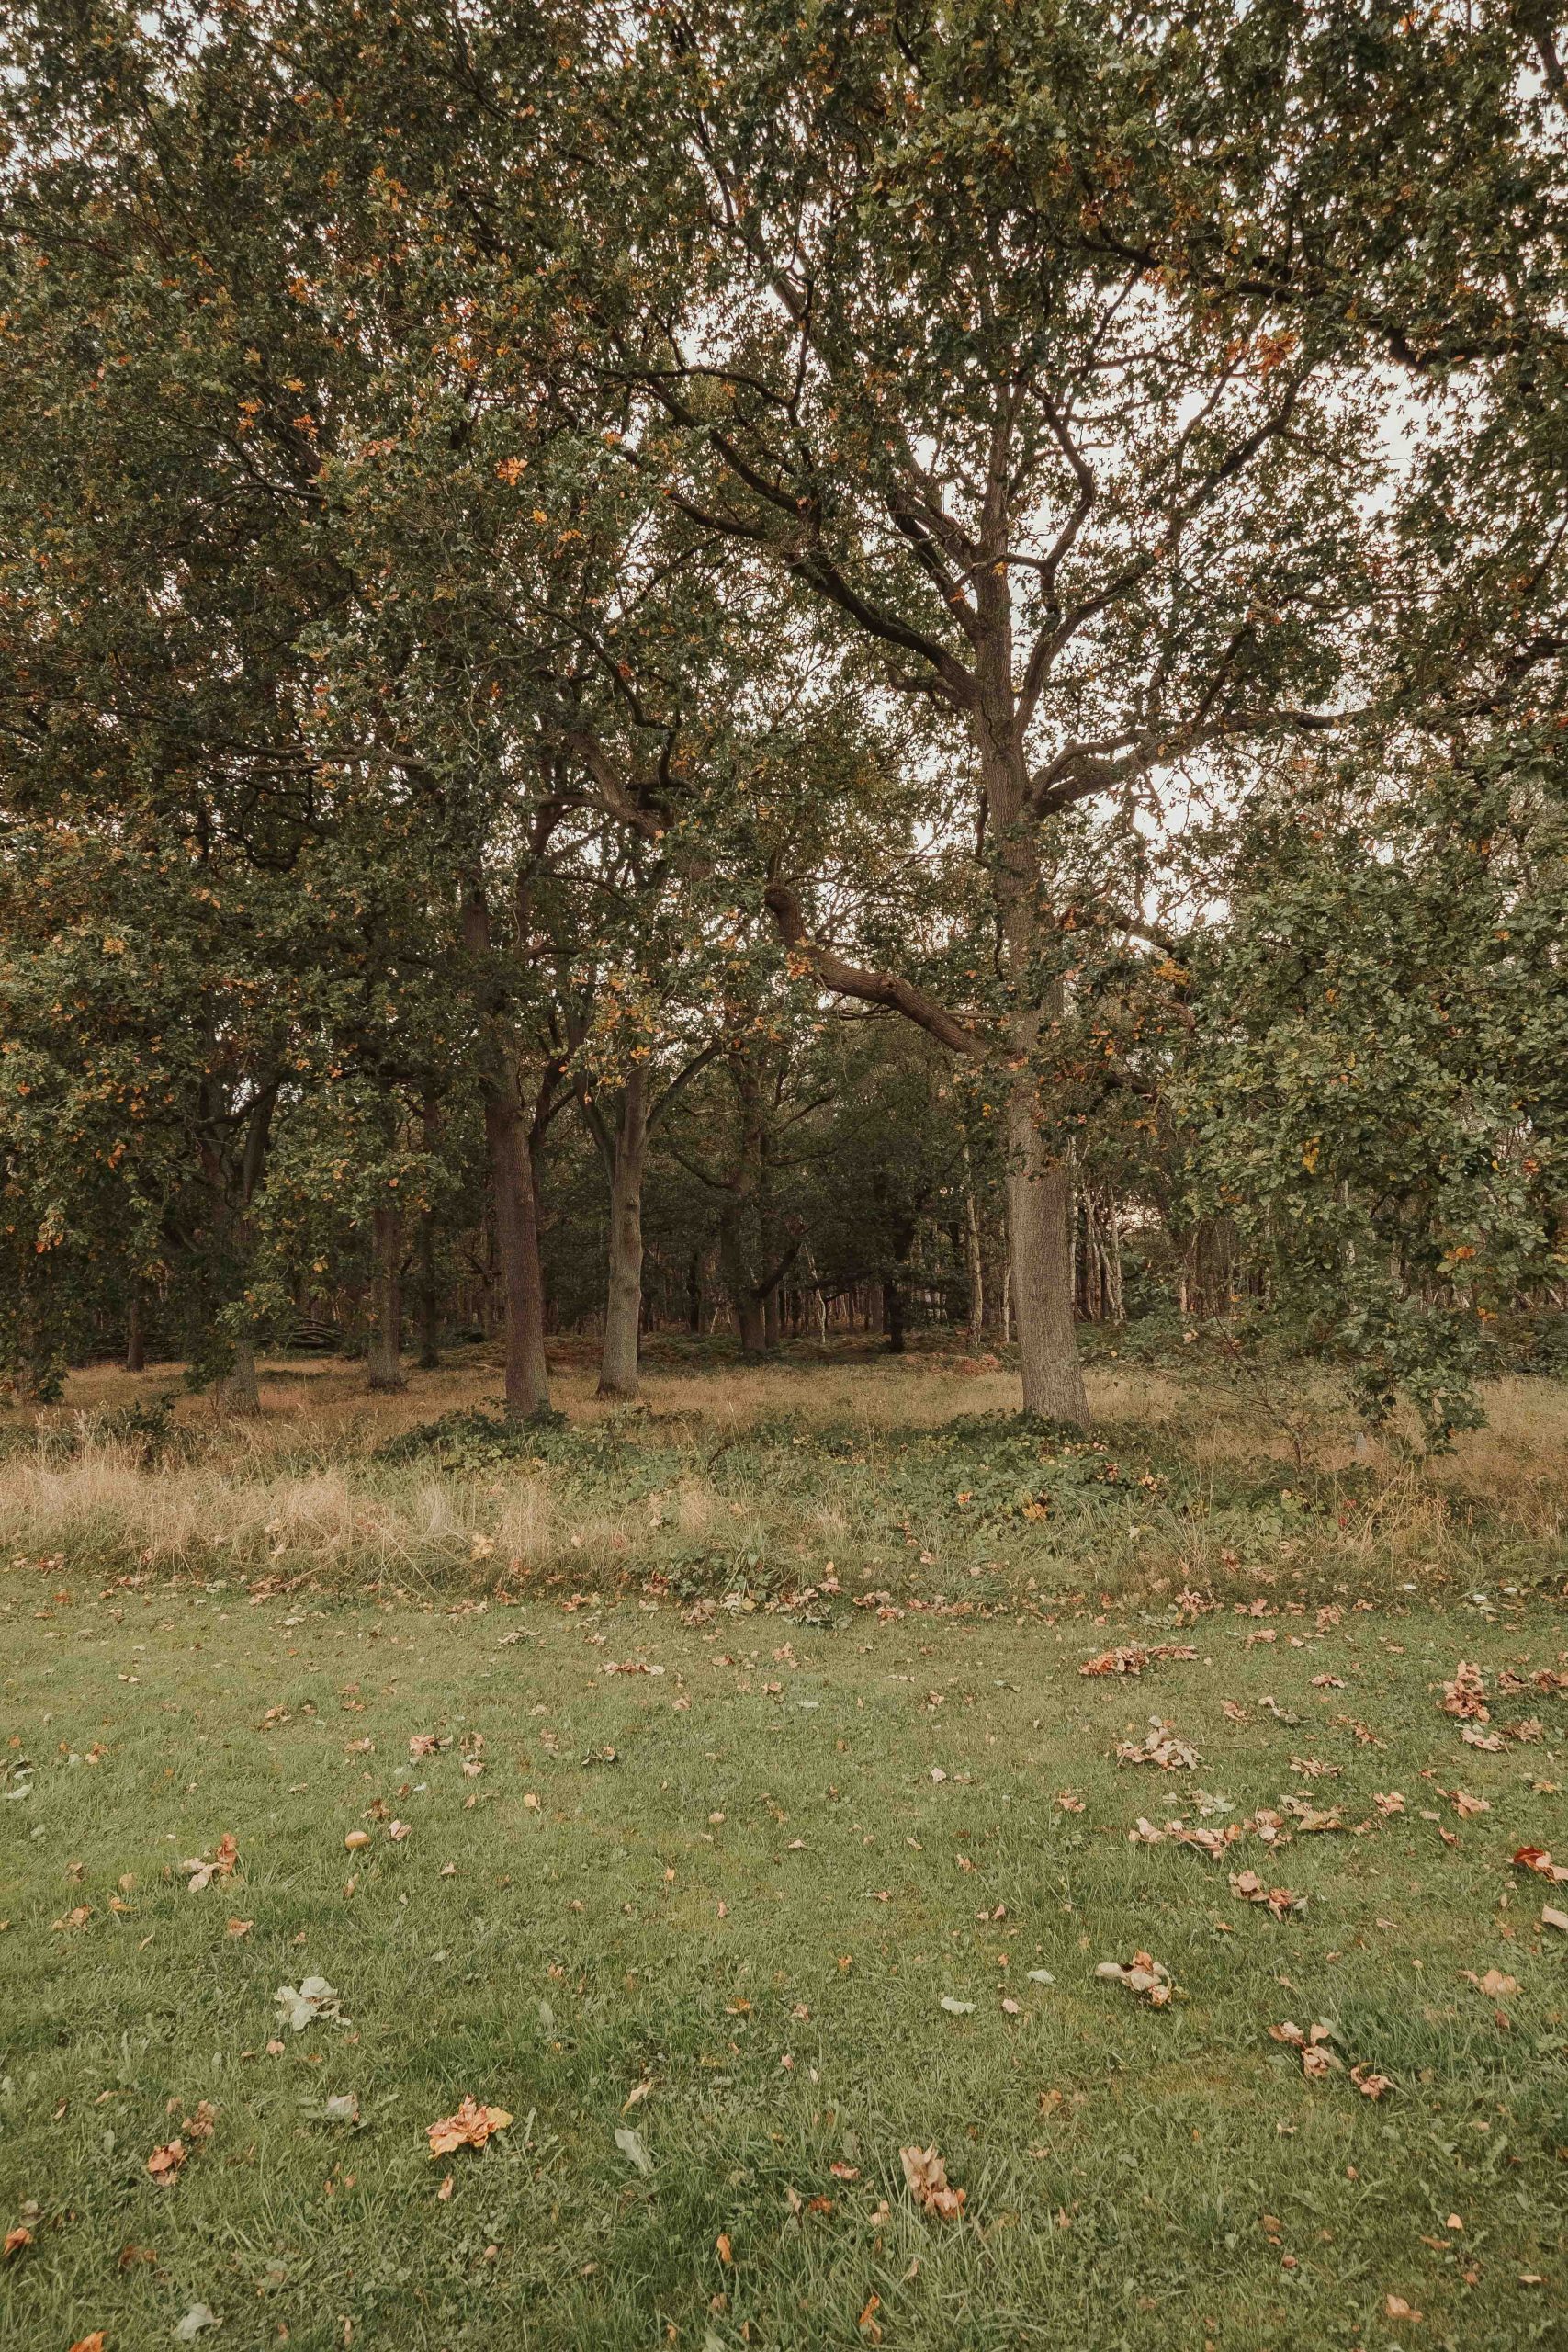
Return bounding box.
[124,1291,147,1374]
[1005,1091,1086,1422]
[597,1069,649,1400]
[463,878,551,1419]
[366,1203,406,1392]
[217,1331,260,1414]
[483,1074,551,1418]
[979,708,1090,1426]
[885,1272,907,1354]
[733,1284,766,1354]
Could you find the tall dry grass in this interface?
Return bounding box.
[1,1344,1562,1596]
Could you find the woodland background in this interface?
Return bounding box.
[0,0,1564,1445]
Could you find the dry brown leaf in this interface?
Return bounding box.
[2,2227,31,2260]
[146,2138,186,2187]
[1095,1951,1177,2006]
[1115,1718,1200,1770]
[1512,1845,1568,1883]
[1269,2020,1340,2078]
[1351,2064,1393,2100]
[1461,1967,1517,1998]
[69,2335,107,2352]
[899,2143,966,2220]
[425,2097,513,2158]
[1439,1662,1488,1720]
[1229,1870,1305,1918]
[1385,2293,1423,2321]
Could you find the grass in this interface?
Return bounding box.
[2,1339,1564,1607]
[2,1344,1566,2347]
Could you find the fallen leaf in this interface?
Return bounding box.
[1439,1661,1488,1719]
[183,1834,239,1894]
[1461,1967,1517,1998]
[1513,1846,1568,1883]
[1542,1905,1568,1932]
[1094,1951,1177,2006]
[1384,2292,1423,2321]
[3,2227,31,2260]
[175,2303,219,2340]
[226,1918,252,1939]
[1115,1718,1200,1770]
[899,2143,965,2221]
[274,1977,344,2033]
[1229,1870,1305,1919]
[615,2124,653,2176]
[939,1995,976,2016]
[147,2138,187,2187]
[425,2097,512,2157]
[1350,2064,1393,2099]
[1269,2020,1340,2079]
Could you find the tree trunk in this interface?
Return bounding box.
[415,1099,442,1368]
[463,878,551,1419]
[216,1331,260,1414]
[885,1272,907,1354]
[686,1249,703,1334]
[866,1279,885,1336]
[124,1290,147,1374]
[366,1203,406,1391]
[735,1288,766,1353]
[980,709,1089,1426]
[483,1073,551,1418]
[1005,1094,1087,1423]
[597,1069,649,1400]
[962,1147,986,1343]
[762,1283,781,1351]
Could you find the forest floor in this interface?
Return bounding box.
[2,1343,1566,2349]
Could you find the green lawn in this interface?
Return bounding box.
[2,1578,1565,2350]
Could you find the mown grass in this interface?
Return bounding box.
[2,1345,1566,2347]
[3,1563,1567,2349]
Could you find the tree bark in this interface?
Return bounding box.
[366,1203,406,1391]
[481,1065,550,1417]
[597,1066,649,1400]
[216,1330,260,1414]
[962,1146,986,1343]
[463,880,551,1419]
[124,1290,147,1374]
[885,1272,907,1353]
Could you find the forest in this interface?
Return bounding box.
[1,7,1566,2352]
[0,0,1563,1445]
